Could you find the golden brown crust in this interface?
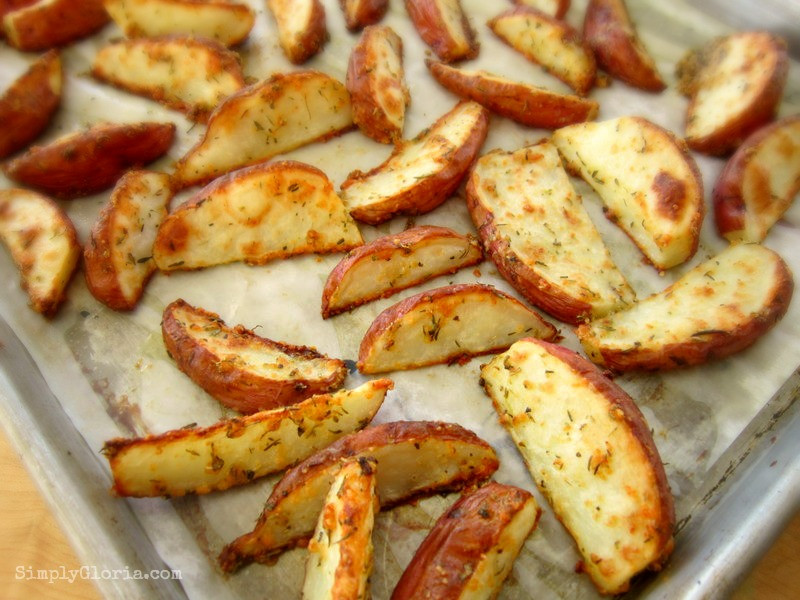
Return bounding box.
[404,0,479,63]
[3,0,109,51]
[0,50,61,159]
[339,0,388,31]
[267,0,328,64]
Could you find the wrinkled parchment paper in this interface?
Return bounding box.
[1,0,799,598]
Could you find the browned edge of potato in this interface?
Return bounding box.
[0,49,61,159]
[218,420,500,573]
[391,482,541,600]
[404,0,479,63]
[514,0,570,19]
[84,170,172,311]
[347,24,410,143]
[357,283,560,374]
[162,298,349,414]
[427,60,598,129]
[267,0,328,64]
[583,0,665,92]
[713,115,800,243]
[102,379,392,497]
[2,0,109,51]
[3,121,176,199]
[480,338,675,594]
[321,225,483,319]
[576,243,794,371]
[340,0,388,31]
[0,0,37,26]
[341,101,489,225]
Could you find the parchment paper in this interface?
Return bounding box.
[0,0,799,598]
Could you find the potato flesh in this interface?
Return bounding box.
[482,341,667,594]
[370,27,406,134]
[268,0,312,52]
[515,0,561,17]
[552,117,702,269]
[471,143,634,317]
[436,0,471,56]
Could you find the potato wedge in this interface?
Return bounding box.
[0,189,79,317]
[267,0,327,64]
[427,60,598,129]
[4,121,175,200]
[84,170,171,311]
[162,299,349,413]
[391,482,541,600]
[357,283,559,374]
[218,420,499,572]
[347,25,410,144]
[103,0,255,47]
[340,0,388,31]
[404,0,478,63]
[154,161,362,271]
[677,32,788,156]
[489,7,596,96]
[92,36,245,123]
[714,116,800,243]
[322,225,483,319]
[480,339,675,594]
[0,0,36,22]
[552,116,704,270]
[102,379,392,498]
[172,71,353,188]
[466,142,635,324]
[577,243,794,371]
[0,50,61,159]
[514,0,569,19]
[2,0,109,51]
[302,457,378,600]
[583,0,664,92]
[341,101,489,225]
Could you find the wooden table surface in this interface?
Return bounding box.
[0,426,798,600]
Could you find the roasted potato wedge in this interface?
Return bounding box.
[404,0,478,63]
[302,457,378,600]
[102,379,392,498]
[84,170,171,311]
[480,339,675,595]
[0,50,61,159]
[347,25,410,144]
[427,60,597,129]
[357,283,560,374]
[391,482,540,600]
[322,225,483,319]
[489,7,596,96]
[163,299,348,413]
[4,121,175,200]
[552,116,704,270]
[576,243,794,371]
[340,0,388,31]
[0,0,36,23]
[0,189,80,317]
[466,141,635,324]
[583,0,664,92]
[173,70,353,188]
[514,0,569,19]
[218,420,499,572]
[677,31,789,156]
[154,161,362,271]
[2,0,109,51]
[103,0,255,47]
[92,36,245,123]
[714,116,800,243]
[341,101,489,225]
[266,0,327,64]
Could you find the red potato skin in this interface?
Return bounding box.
[514,0,570,20]
[404,0,479,63]
[3,122,175,199]
[3,0,109,51]
[218,420,500,572]
[713,115,800,240]
[0,50,61,159]
[427,60,598,129]
[342,102,490,225]
[391,482,541,600]
[583,0,665,92]
[321,225,483,318]
[340,0,388,31]
[162,299,348,414]
[0,0,35,20]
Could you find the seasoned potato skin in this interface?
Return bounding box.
[267,0,327,64]
[340,0,388,31]
[0,50,61,159]
[514,0,570,19]
[4,121,175,199]
[404,0,478,63]
[3,0,109,51]
[162,299,348,413]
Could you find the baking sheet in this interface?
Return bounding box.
[1,0,799,598]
